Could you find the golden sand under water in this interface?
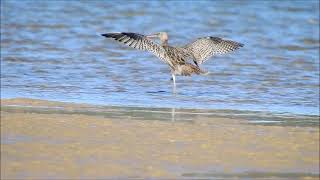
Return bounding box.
[1,98,319,179]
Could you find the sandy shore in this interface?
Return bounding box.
[1,98,319,179]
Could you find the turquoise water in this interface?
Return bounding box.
[1,1,319,118]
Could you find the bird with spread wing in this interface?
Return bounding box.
[101,32,243,92]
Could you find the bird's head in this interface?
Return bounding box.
[147,32,168,44]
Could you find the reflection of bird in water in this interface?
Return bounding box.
[101,32,244,92]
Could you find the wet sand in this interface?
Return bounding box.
[1,98,319,179]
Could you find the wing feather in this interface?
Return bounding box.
[102,32,154,51]
[183,37,244,64]
[102,32,168,64]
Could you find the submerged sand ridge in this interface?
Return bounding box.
[1,98,319,179]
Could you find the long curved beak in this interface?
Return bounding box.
[146,33,158,38]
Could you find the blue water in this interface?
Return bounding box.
[1,0,319,116]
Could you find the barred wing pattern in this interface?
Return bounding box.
[184,37,244,64]
[162,46,191,65]
[101,32,167,63]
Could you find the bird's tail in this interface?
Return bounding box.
[180,64,209,76]
[200,69,210,75]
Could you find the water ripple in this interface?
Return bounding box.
[1,1,319,117]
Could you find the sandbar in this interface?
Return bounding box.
[1,98,319,179]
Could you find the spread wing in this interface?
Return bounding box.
[101,32,165,60]
[183,37,244,64]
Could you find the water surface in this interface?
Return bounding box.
[1,1,319,121]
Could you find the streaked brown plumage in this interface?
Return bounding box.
[101,32,244,92]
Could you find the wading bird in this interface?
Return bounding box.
[101,32,243,92]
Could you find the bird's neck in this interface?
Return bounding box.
[161,40,168,46]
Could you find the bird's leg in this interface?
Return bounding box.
[171,74,176,93]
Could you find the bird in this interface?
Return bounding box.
[101,32,244,92]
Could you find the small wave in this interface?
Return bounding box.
[301,38,320,46]
[278,45,317,51]
[146,90,167,94]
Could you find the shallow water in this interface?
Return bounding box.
[2,102,319,127]
[1,1,319,119]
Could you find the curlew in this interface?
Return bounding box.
[101,32,244,92]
